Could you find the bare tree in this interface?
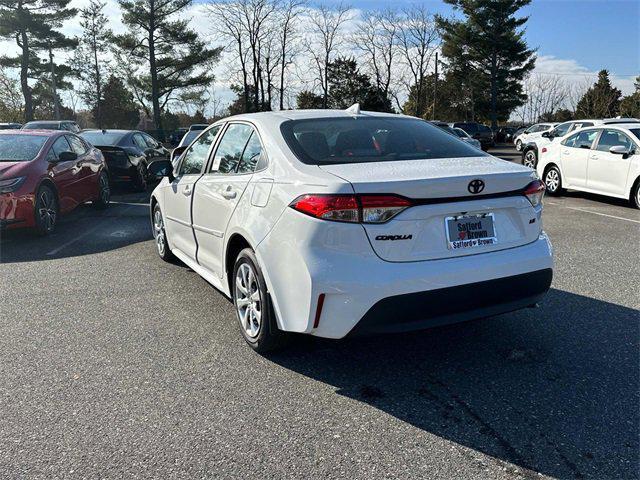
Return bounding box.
[276,0,305,110]
[352,8,399,102]
[304,2,352,108]
[397,5,439,117]
[514,74,571,123]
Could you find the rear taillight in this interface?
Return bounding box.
[290,194,412,223]
[523,180,545,207]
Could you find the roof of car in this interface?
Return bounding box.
[0,129,63,137]
[220,109,414,123]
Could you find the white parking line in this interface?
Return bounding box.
[546,202,640,224]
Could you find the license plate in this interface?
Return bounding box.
[445,213,497,250]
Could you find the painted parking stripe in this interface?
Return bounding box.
[547,202,640,224]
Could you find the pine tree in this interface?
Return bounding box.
[0,0,77,121]
[327,57,392,112]
[437,0,535,128]
[74,0,112,128]
[619,75,640,118]
[100,75,140,129]
[113,0,222,139]
[575,70,622,118]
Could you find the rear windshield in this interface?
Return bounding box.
[281,117,487,165]
[0,134,48,162]
[80,131,125,146]
[24,122,59,130]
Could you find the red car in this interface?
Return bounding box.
[0,130,110,235]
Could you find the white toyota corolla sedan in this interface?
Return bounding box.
[536,123,640,208]
[148,107,554,352]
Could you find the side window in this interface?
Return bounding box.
[596,129,634,152]
[237,131,264,174]
[552,122,572,137]
[562,132,579,148]
[133,134,147,150]
[67,135,87,155]
[143,133,159,148]
[178,126,220,175]
[211,123,254,174]
[49,136,72,160]
[575,130,599,149]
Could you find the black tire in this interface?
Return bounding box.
[232,248,288,353]
[132,162,148,192]
[544,165,563,196]
[92,171,110,209]
[523,149,537,169]
[515,139,522,151]
[631,180,640,209]
[152,203,175,262]
[34,184,59,236]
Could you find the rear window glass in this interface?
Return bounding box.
[24,122,60,130]
[0,134,48,161]
[80,131,125,145]
[281,117,488,165]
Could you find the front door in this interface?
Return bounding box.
[161,126,220,261]
[192,123,258,277]
[47,136,83,213]
[561,129,599,188]
[587,129,635,196]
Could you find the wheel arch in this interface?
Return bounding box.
[629,176,640,202]
[225,233,253,293]
[35,177,59,201]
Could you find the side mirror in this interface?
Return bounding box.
[58,151,78,162]
[170,146,187,163]
[148,159,175,182]
[542,131,551,138]
[609,145,630,158]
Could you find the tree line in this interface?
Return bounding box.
[1,0,638,139]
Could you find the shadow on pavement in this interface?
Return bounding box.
[269,288,639,479]
[0,189,153,264]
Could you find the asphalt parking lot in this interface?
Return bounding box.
[1,146,638,479]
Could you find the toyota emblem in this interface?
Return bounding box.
[468,179,485,194]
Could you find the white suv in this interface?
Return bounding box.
[514,123,556,151]
[148,108,553,352]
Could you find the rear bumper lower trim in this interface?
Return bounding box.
[349,268,552,336]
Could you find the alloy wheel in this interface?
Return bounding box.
[99,173,110,204]
[153,209,166,256]
[545,169,560,193]
[38,189,57,232]
[523,151,536,168]
[235,263,262,339]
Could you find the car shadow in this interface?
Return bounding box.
[0,188,153,264]
[554,190,636,209]
[267,288,639,479]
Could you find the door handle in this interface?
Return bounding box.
[589,154,598,159]
[221,185,237,199]
[183,185,192,196]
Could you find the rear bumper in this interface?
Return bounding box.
[349,268,552,336]
[257,207,554,339]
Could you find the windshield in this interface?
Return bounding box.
[630,129,640,141]
[453,128,468,138]
[80,131,125,146]
[0,134,48,161]
[281,117,488,165]
[180,130,200,146]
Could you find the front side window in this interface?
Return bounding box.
[596,129,634,152]
[563,130,599,149]
[67,135,87,155]
[212,124,254,174]
[552,122,572,137]
[282,117,488,166]
[178,126,220,175]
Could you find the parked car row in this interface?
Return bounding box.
[535,121,640,208]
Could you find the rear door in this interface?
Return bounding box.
[560,129,598,188]
[192,123,256,276]
[162,127,219,261]
[587,129,634,196]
